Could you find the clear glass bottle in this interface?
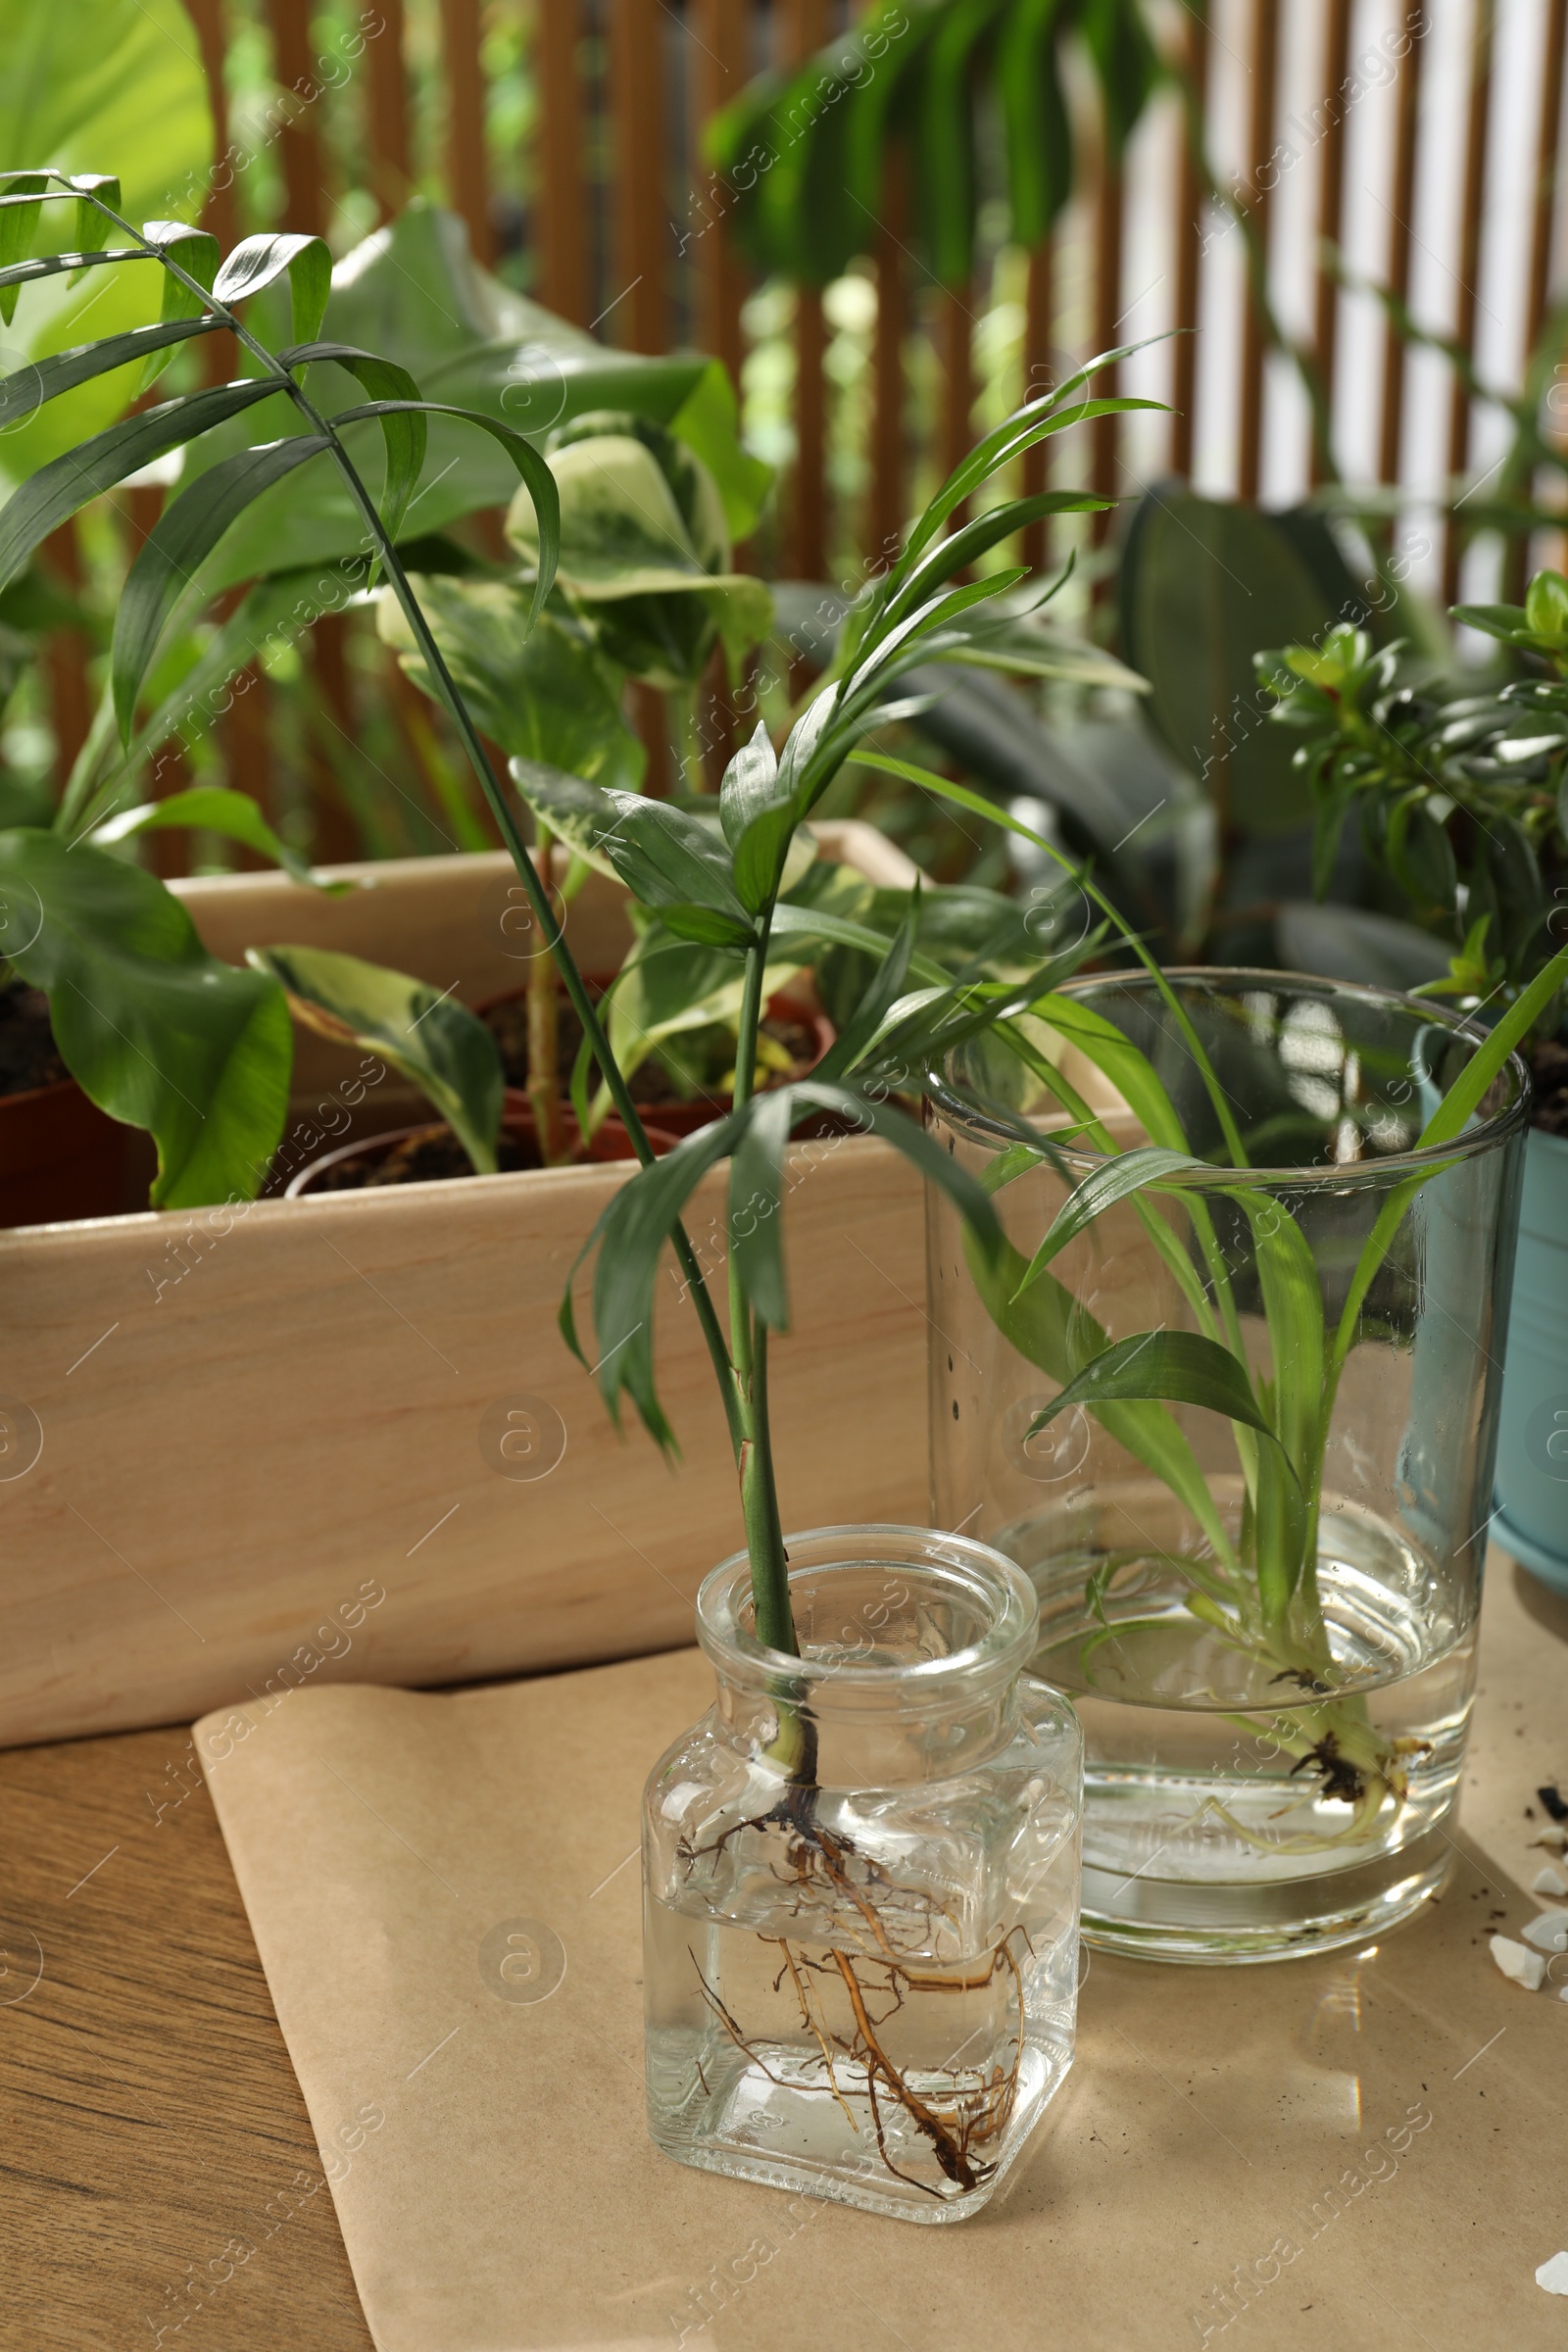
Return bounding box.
[643,1525,1083,2223]
[928,972,1529,1963]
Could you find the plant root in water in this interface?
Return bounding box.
[679,1797,1030,2201]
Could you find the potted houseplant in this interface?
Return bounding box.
[1260,596,1568,1596]
[900,609,1566,1962]
[0,193,771,1216]
[0,175,1064,1766]
[0,171,1123,2213]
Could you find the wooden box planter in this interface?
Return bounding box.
[0,833,930,1750]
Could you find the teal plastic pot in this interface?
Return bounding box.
[1494,1127,1568,1595]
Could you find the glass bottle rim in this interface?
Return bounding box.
[695,1523,1040,1700]
[930,965,1531,1188]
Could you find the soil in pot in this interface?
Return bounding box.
[0,982,69,1096]
[0,981,141,1226]
[479,980,834,1136]
[286,1108,674,1196]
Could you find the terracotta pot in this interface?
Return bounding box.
[284,1105,678,1198]
[0,1076,137,1229]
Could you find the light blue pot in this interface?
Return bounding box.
[1494,1126,1568,1595]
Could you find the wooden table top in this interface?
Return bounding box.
[4,1552,1566,2352]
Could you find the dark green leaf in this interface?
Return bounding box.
[89,785,347,893]
[68,174,120,271]
[1081,0,1162,154]
[0,248,130,296]
[811,885,920,1084]
[961,1211,1234,1562]
[378,576,643,789]
[1120,486,1360,834]
[718,718,780,852]
[331,398,558,620]
[0,316,220,433]
[999,0,1071,244]
[111,435,329,742]
[583,1114,744,1447]
[729,1086,795,1329]
[174,208,745,586]
[883,496,1105,631]
[138,220,219,390]
[659,903,754,949]
[1275,902,1451,993]
[0,378,283,594]
[0,828,291,1207]
[247,945,503,1174]
[1031,1328,1278,1447]
[0,172,47,323]
[1013,1147,1204,1297]
[214,232,331,346]
[277,346,425,564]
[74,572,318,823]
[509,758,751,929]
[914,0,1007,289]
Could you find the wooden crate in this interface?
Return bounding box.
[0,836,928,1748]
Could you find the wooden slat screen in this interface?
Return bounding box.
[27,0,1568,853]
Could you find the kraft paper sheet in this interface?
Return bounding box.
[195,1556,1568,2352]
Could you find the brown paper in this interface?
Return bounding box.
[197,1553,1568,2352]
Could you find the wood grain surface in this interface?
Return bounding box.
[0,1722,371,2350]
[3,1552,1564,2351]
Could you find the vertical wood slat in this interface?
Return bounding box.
[869,157,908,572]
[1377,0,1426,491]
[535,0,590,324]
[786,0,829,580]
[1090,154,1124,555]
[607,0,671,794]
[691,1,756,774]
[1170,2,1211,481]
[1444,0,1497,602]
[307,618,362,863]
[1508,0,1568,595]
[266,0,329,235]
[1237,0,1281,504]
[126,470,195,865]
[1526,0,1568,353]
[609,0,668,355]
[690,0,750,397]
[939,291,974,509]
[1310,0,1353,486]
[366,0,412,222]
[40,526,91,795]
[1020,238,1054,570]
[441,0,491,266]
[184,0,239,385]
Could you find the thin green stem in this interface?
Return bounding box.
[727,914,792,1638]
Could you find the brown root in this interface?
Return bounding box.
[683,1798,1030,2199]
